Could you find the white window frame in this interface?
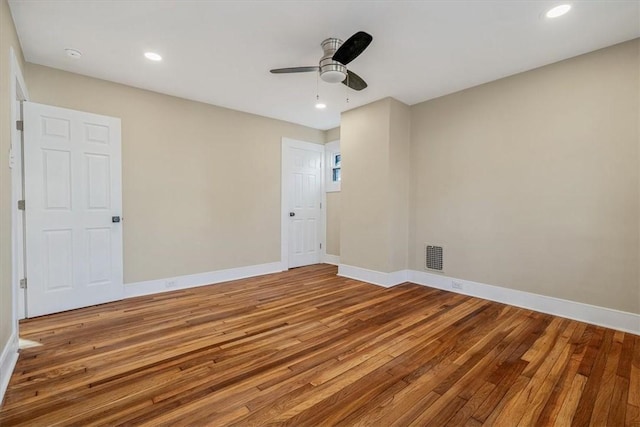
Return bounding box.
[325,139,341,192]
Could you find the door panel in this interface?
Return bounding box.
[43,149,72,209]
[43,229,73,291]
[86,154,111,209]
[41,116,70,140]
[306,219,317,253]
[24,102,123,317]
[86,227,112,285]
[84,123,110,144]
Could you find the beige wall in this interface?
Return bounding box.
[326,192,340,256]
[340,98,411,272]
[26,64,324,283]
[324,126,341,256]
[388,99,411,271]
[341,99,391,271]
[0,0,25,359]
[325,126,340,143]
[410,39,640,314]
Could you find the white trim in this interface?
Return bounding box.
[323,254,341,265]
[282,138,325,152]
[325,139,341,193]
[9,47,29,325]
[321,173,327,263]
[124,262,283,299]
[409,270,640,335]
[0,331,19,405]
[280,138,325,270]
[280,141,288,270]
[338,264,409,288]
[9,47,28,100]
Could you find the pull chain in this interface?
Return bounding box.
[346,72,350,104]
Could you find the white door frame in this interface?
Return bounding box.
[280,138,326,270]
[9,47,29,326]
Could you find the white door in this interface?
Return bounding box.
[282,139,323,268]
[23,102,123,317]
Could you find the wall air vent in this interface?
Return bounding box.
[426,245,443,271]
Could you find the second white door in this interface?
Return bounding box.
[283,140,323,268]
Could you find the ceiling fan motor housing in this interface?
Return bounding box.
[320,38,347,83]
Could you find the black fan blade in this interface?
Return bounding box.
[270,66,319,74]
[332,31,372,65]
[342,70,368,91]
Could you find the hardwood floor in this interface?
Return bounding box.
[1,264,638,426]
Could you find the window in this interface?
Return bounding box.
[332,154,341,182]
[325,140,340,192]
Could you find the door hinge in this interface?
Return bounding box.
[17,200,25,210]
[19,278,27,289]
[320,202,322,209]
[320,243,322,249]
[16,120,23,131]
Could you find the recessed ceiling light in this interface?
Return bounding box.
[315,102,327,109]
[144,52,162,61]
[65,48,82,59]
[546,4,571,18]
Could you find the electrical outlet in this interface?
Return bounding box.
[452,281,463,290]
[165,280,177,288]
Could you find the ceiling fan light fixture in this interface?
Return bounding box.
[319,53,347,83]
[320,70,346,83]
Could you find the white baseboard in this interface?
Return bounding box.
[0,331,19,405]
[335,264,639,335]
[409,270,640,335]
[338,264,409,288]
[323,254,341,266]
[124,262,284,299]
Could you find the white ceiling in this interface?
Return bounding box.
[9,1,640,130]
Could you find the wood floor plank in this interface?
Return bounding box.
[555,373,588,425]
[589,330,624,426]
[609,376,630,427]
[0,264,636,426]
[629,335,640,408]
[626,404,640,427]
[572,328,615,426]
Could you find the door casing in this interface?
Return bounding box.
[10,47,29,324]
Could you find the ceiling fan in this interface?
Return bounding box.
[270,31,373,91]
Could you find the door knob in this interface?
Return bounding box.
[112,216,121,223]
[289,212,295,217]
